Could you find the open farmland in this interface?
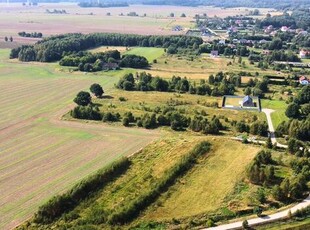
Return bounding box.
[0,3,278,47]
[0,49,159,229]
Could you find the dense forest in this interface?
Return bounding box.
[10,33,202,62]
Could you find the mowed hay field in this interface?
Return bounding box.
[0,49,159,229]
[140,137,260,221]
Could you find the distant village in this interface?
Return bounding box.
[178,13,310,60]
[172,12,310,86]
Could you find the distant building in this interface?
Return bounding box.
[264,25,274,34]
[172,25,183,31]
[262,50,272,55]
[281,26,289,32]
[239,39,248,44]
[102,62,119,70]
[210,50,219,57]
[300,49,310,59]
[259,39,269,44]
[299,76,309,85]
[298,30,308,36]
[240,95,255,107]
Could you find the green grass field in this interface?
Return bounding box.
[124,47,165,62]
[0,49,159,229]
[261,99,288,128]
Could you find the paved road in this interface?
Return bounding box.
[204,195,310,230]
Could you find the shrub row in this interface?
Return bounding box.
[34,157,131,224]
[108,141,211,224]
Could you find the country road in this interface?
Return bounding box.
[204,195,310,230]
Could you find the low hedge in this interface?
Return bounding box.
[34,157,131,224]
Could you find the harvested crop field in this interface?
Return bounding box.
[0,49,159,229]
[0,3,278,45]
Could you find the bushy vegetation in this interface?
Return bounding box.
[34,157,131,224]
[247,149,309,204]
[60,50,120,70]
[119,54,149,68]
[247,150,275,185]
[233,120,268,136]
[71,105,102,120]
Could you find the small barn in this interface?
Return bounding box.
[241,95,255,107]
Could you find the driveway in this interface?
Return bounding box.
[262,109,288,148]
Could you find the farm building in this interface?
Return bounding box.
[240,95,255,107]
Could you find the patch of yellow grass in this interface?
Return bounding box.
[88,46,128,53]
[141,137,260,220]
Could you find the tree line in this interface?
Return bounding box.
[10,33,202,62]
[276,85,310,141]
[78,2,129,8]
[116,71,242,96]
[34,157,131,224]
[18,31,43,38]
